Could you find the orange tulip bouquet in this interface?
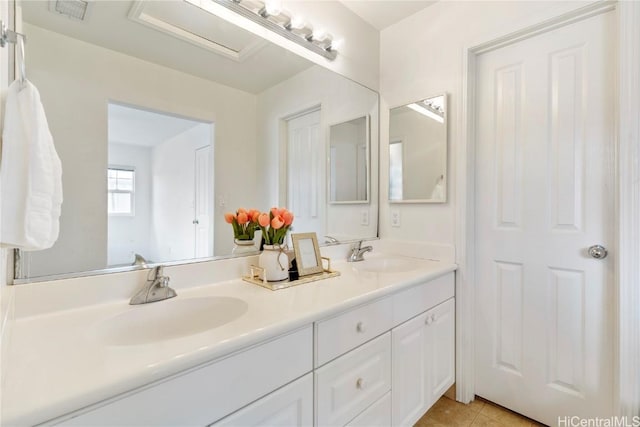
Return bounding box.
[257,207,294,246]
[224,208,260,241]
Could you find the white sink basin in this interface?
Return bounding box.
[95,296,248,346]
[353,257,422,274]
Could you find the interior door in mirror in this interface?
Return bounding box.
[329,116,369,204]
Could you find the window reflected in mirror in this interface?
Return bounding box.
[389,94,447,203]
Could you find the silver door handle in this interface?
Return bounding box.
[588,245,607,259]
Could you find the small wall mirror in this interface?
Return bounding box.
[329,115,369,204]
[389,94,447,203]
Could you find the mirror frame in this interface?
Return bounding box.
[328,114,371,205]
[388,93,448,204]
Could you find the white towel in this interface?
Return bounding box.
[0,80,62,251]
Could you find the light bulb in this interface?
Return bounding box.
[264,0,281,15]
[287,16,313,39]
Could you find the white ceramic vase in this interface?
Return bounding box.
[259,244,289,282]
[232,239,257,255]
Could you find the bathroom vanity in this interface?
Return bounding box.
[2,251,455,426]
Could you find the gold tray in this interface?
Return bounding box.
[242,257,340,291]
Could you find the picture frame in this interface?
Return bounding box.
[291,232,324,276]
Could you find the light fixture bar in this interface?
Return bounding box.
[213,0,337,61]
[407,103,444,123]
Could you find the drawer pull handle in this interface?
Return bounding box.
[356,378,365,389]
[425,314,437,325]
[356,321,365,333]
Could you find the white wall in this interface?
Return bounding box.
[107,143,152,266]
[379,0,595,246]
[150,124,212,262]
[23,23,257,276]
[256,65,378,241]
[280,0,380,91]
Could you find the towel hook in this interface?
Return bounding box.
[17,33,26,85]
[0,19,27,85]
[0,19,26,48]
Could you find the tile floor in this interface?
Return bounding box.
[415,396,547,427]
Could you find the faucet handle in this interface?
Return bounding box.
[148,265,164,281]
[324,235,339,244]
[159,275,170,288]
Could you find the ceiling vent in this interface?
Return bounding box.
[48,0,91,21]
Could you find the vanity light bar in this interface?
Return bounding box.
[215,0,337,60]
[407,103,444,123]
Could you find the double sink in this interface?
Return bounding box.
[93,255,424,346]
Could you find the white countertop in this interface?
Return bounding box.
[2,254,456,426]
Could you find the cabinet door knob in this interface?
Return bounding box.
[356,378,365,389]
[356,321,365,333]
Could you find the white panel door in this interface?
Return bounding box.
[475,11,614,425]
[392,298,455,427]
[391,311,429,427]
[194,145,212,258]
[426,298,455,405]
[287,110,324,237]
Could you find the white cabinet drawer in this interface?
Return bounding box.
[346,392,391,427]
[52,326,313,426]
[212,373,313,427]
[392,272,454,326]
[315,333,391,427]
[315,296,393,366]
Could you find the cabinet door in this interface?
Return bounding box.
[391,311,429,426]
[347,392,391,427]
[212,373,313,427]
[426,298,455,404]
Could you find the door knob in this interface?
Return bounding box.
[192,219,199,225]
[588,245,608,259]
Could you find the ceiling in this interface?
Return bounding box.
[340,0,436,30]
[108,103,207,147]
[22,0,436,95]
[22,0,313,94]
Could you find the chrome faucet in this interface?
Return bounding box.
[324,235,340,245]
[348,240,373,262]
[130,265,177,305]
[131,253,149,266]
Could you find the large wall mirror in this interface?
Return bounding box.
[389,94,447,203]
[16,0,379,281]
